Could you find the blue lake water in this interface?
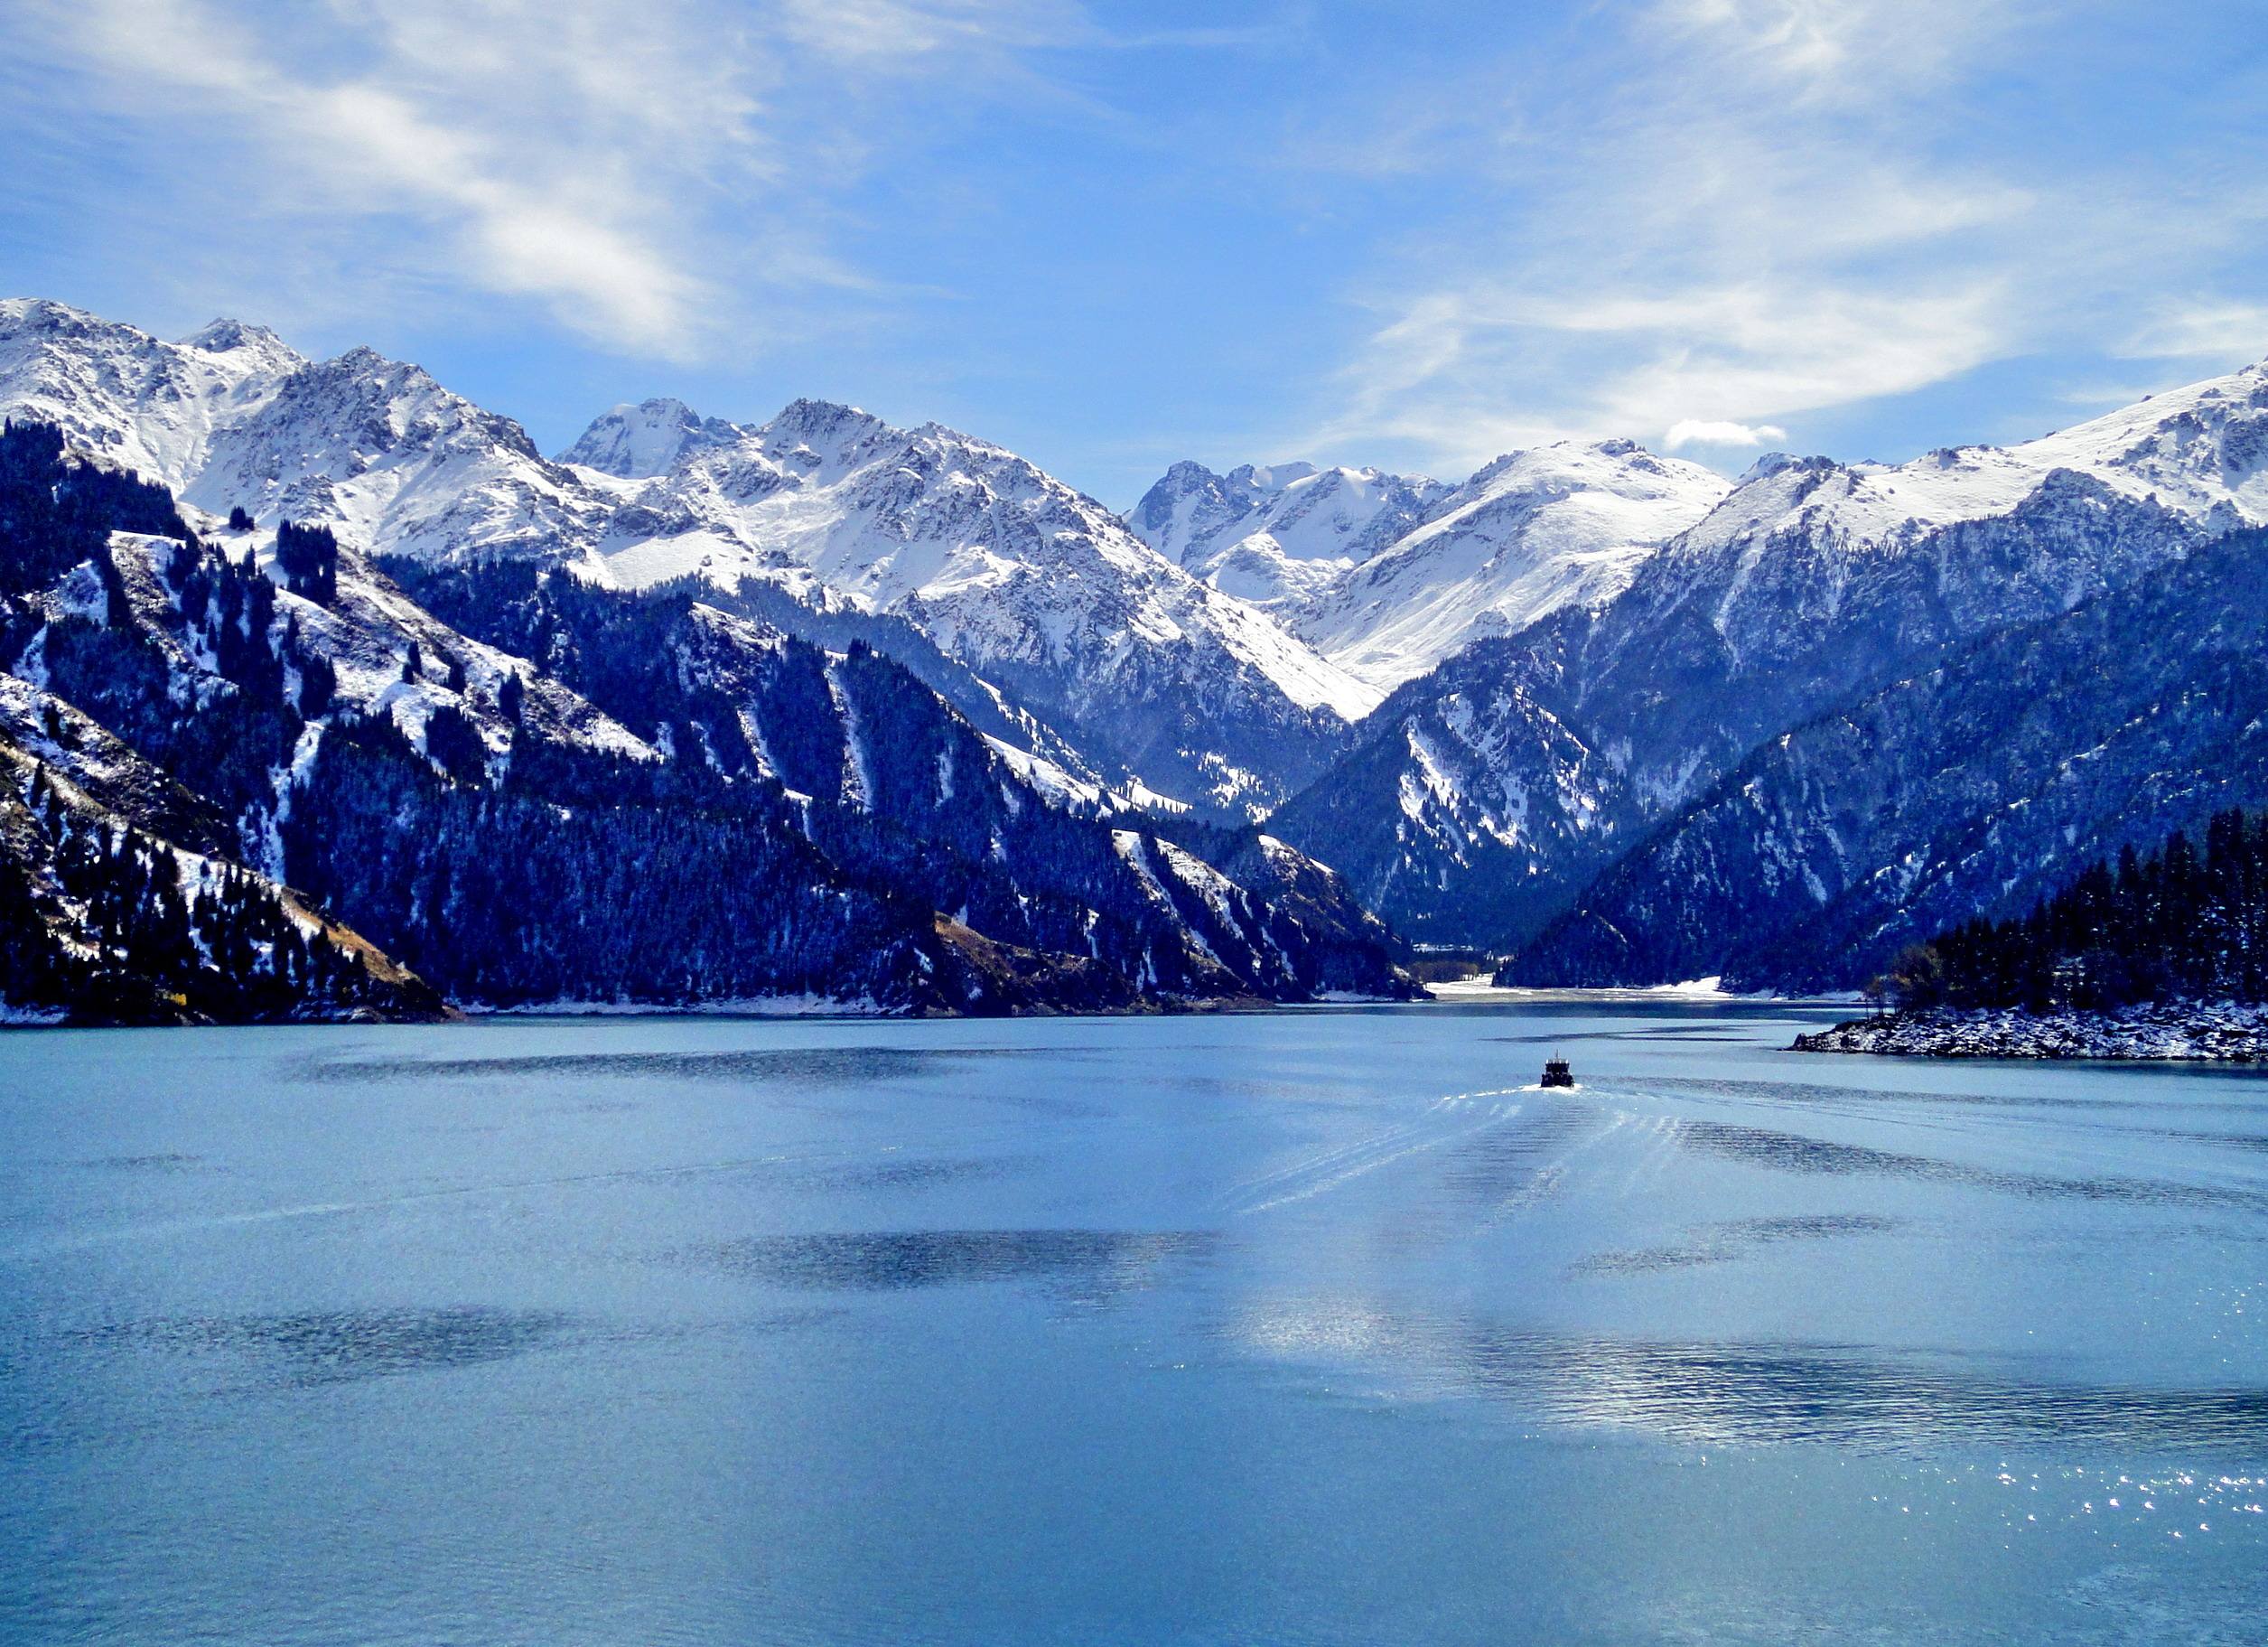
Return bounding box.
[4,999,2266,1644]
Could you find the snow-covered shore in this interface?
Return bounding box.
[1793,1001,2268,1062]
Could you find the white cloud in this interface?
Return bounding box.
[1647,0,2026,101]
[29,0,762,357]
[1293,0,2265,473]
[11,0,1070,360]
[2120,301,2268,363]
[1666,419,1788,449]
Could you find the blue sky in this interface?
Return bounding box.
[3,0,2264,507]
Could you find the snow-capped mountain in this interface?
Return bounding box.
[558,397,748,479]
[1128,440,1730,694]
[0,416,1417,1018]
[1,302,1381,817]
[1275,358,2268,960]
[20,292,2268,1001]
[1298,439,1730,691]
[1675,362,2268,570]
[0,300,611,576]
[184,348,612,573]
[562,397,1382,811]
[0,298,302,483]
[1125,459,1449,606]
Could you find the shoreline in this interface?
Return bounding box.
[1793,1000,2268,1062]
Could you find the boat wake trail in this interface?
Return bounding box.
[1221,1087,1528,1217]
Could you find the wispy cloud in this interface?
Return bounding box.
[1299,0,2265,471]
[6,0,1085,360]
[1666,419,1788,450]
[2120,300,2268,363]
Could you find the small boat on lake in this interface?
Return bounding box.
[1540,1057,1574,1089]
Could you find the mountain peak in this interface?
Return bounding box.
[559,396,741,478]
[331,343,397,371]
[1736,451,1807,484]
[179,317,291,356]
[2,296,109,335]
[773,396,881,431]
[758,398,894,466]
[1225,460,1321,492]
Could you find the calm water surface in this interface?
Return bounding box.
[4,1000,2265,1643]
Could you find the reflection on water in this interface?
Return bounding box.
[1571,1212,1904,1276]
[86,1306,577,1388]
[682,1228,1215,1296]
[1458,1325,2268,1454]
[1235,1300,2268,1453]
[1675,1118,2268,1212]
[303,1044,1043,1085]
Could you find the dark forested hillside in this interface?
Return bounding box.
[1504,524,2268,993]
[1881,809,2268,1011]
[1277,471,2210,952]
[1,420,1414,1022]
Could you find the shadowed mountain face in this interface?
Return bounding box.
[1274,363,2268,980]
[13,295,2268,1003]
[1510,524,2268,992]
[0,417,1417,1022]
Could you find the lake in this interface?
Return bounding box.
[4,999,2265,1644]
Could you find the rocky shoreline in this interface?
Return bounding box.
[1792,1001,2268,1062]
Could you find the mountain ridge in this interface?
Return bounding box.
[0,412,1419,1021]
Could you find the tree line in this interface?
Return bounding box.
[1881,807,2268,1010]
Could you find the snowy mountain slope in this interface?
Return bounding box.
[1507,519,2268,992]
[1300,439,1730,691]
[1128,440,1727,693]
[0,299,614,575]
[565,398,1383,810]
[583,399,1377,713]
[558,397,748,478]
[183,349,613,573]
[1274,359,2268,951]
[0,299,302,484]
[1264,645,1629,947]
[1125,459,1449,605]
[1669,360,2268,572]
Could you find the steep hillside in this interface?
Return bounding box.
[1276,362,2268,952]
[0,677,447,1025]
[0,417,1415,1017]
[1505,523,2268,992]
[1,301,1375,818]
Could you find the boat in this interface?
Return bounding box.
[1540,1057,1573,1089]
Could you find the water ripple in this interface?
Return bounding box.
[80,1305,577,1388]
[678,1228,1216,1296]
